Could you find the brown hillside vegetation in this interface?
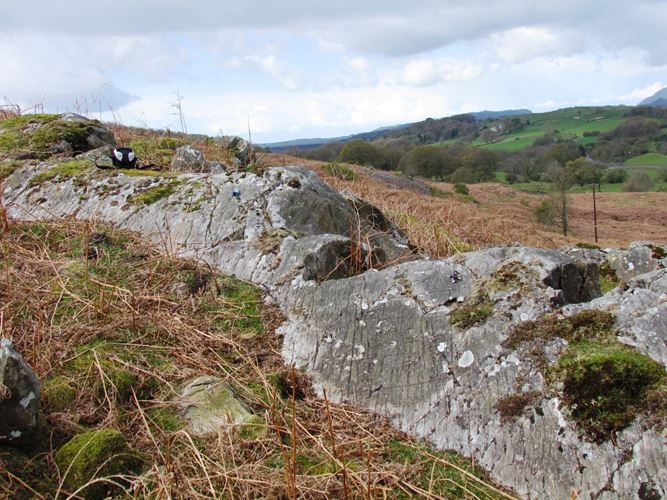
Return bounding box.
[0,220,514,499]
[264,153,666,255]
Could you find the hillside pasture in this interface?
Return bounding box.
[476,106,628,152]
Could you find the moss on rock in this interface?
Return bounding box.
[55,429,143,500]
[450,294,493,329]
[504,309,616,349]
[28,160,93,187]
[42,376,77,413]
[550,341,666,442]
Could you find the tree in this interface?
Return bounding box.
[565,158,602,186]
[397,146,451,178]
[451,166,477,184]
[461,148,499,181]
[337,140,383,167]
[546,164,573,236]
[542,142,583,166]
[603,167,628,184]
[623,172,654,192]
[480,129,495,144]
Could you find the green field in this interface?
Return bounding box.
[475,106,629,152]
[624,153,667,166]
[500,165,667,194]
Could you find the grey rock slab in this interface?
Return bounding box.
[0,339,41,446]
[280,252,666,499]
[4,165,411,287]
[177,376,260,436]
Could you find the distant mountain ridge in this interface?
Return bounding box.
[639,87,667,107]
[262,109,531,151]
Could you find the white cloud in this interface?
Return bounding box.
[617,81,665,102]
[401,59,484,86]
[3,1,667,141]
[491,27,584,63]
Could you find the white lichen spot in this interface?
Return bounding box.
[437,342,447,353]
[343,365,351,372]
[334,339,343,349]
[19,392,35,408]
[10,430,22,439]
[389,341,397,349]
[520,312,530,321]
[627,261,635,271]
[458,350,474,368]
[372,359,378,365]
[457,296,465,303]
[361,301,369,311]
[352,344,366,360]
[359,320,366,327]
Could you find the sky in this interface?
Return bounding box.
[1,1,666,143]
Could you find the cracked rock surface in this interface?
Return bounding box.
[4,161,666,499]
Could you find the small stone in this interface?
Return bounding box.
[0,339,41,446]
[178,376,265,437]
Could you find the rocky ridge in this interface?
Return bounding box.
[2,117,666,499]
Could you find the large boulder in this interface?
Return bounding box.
[0,339,41,446]
[170,144,207,172]
[279,252,667,499]
[216,135,256,168]
[2,164,413,285]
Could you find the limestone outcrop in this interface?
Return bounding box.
[3,153,666,499]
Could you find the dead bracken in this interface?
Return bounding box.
[495,391,542,423]
[503,309,616,349]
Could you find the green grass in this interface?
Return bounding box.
[625,153,667,166]
[474,106,628,152]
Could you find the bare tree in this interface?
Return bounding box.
[546,162,573,236]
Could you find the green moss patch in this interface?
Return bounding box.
[383,440,507,499]
[128,182,179,205]
[550,341,666,442]
[0,114,107,159]
[599,262,620,293]
[0,114,57,154]
[504,309,616,349]
[55,429,144,500]
[148,407,186,434]
[28,160,93,187]
[487,261,539,293]
[450,294,494,329]
[42,376,78,412]
[0,159,23,181]
[204,276,264,337]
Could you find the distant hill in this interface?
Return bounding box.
[260,123,410,151]
[469,109,532,119]
[262,109,531,151]
[638,87,667,107]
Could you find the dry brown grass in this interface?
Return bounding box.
[264,153,666,256]
[0,219,514,499]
